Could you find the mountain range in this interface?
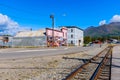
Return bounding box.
[84,22,120,37]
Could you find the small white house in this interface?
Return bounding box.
[65,26,84,46]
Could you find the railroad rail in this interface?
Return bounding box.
[63,46,113,80]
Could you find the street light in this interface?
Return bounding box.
[50,14,54,47]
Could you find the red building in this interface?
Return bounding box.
[46,27,67,47]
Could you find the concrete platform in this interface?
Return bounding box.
[111,45,120,80]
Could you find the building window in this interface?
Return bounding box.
[71,29,73,32]
[71,34,73,38]
[71,40,73,44]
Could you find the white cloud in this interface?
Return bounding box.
[99,20,106,25]
[0,13,29,35]
[110,15,120,22]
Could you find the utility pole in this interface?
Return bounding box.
[50,14,54,47]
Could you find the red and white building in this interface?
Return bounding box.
[46,27,67,47]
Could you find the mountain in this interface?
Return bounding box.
[84,22,120,37]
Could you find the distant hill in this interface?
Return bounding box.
[84,22,120,37]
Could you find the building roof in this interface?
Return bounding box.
[59,26,84,31]
[65,26,83,31]
[15,29,45,37]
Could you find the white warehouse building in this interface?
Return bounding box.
[65,26,84,46]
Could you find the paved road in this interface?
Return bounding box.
[111,45,120,80]
[0,44,104,59]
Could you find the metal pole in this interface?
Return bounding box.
[50,14,54,47]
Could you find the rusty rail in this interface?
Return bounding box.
[64,46,110,80]
[90,46,112,80]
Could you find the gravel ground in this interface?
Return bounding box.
[0,44,107,80]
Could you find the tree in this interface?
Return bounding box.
[84,36,91,44]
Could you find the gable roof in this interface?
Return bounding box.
[15,29,45,37]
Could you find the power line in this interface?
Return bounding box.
[0,3,40,15]
[0,3,45,21]
[0,3,54,29]
[7,14,41,21]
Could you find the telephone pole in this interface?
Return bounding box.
[50,14,54,47]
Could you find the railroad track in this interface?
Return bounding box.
[63,46,113,80]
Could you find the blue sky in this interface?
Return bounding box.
[0,0,120,31]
